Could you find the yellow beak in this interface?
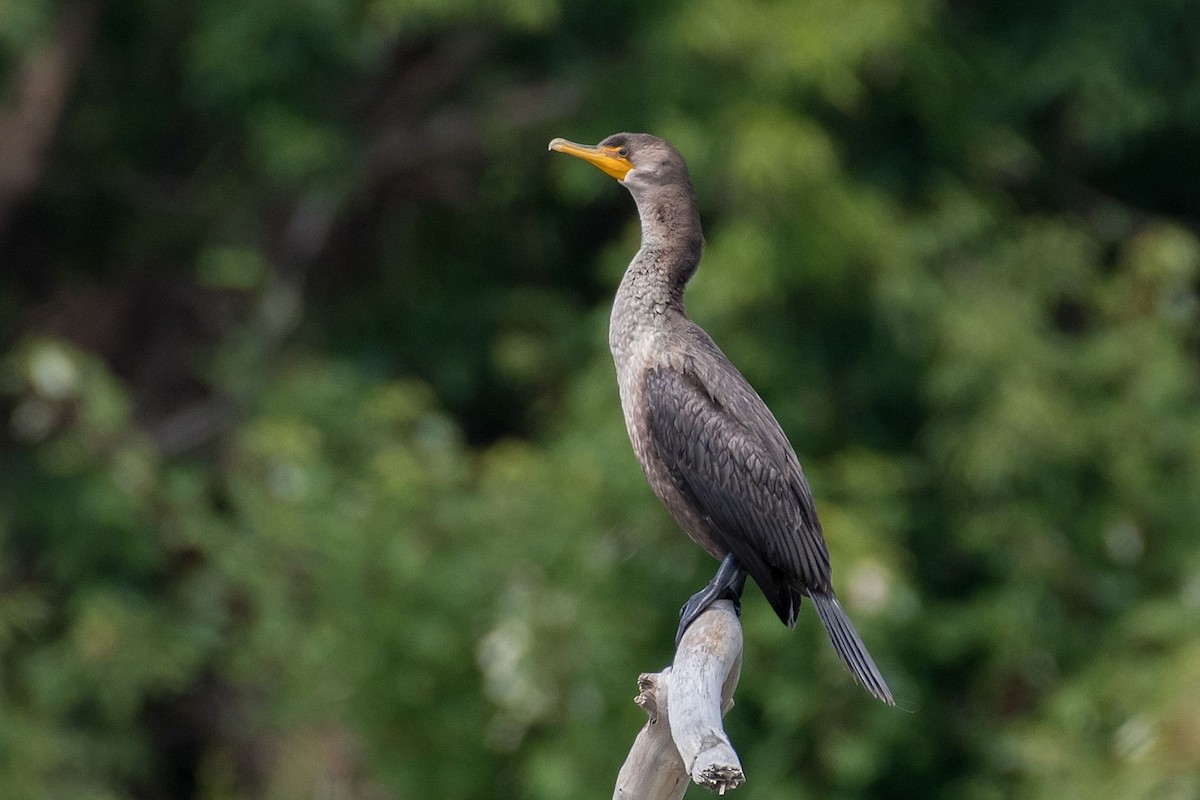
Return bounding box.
[548,138,633,181]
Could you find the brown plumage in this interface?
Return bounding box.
[550,132,893,705]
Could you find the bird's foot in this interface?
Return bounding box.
[675,554,746,646]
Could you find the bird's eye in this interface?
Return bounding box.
[617,146,630,157]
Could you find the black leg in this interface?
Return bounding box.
[676,553,747,645]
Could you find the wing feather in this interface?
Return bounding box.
[644,363,832,619]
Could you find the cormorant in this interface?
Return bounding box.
[549,133,894,705]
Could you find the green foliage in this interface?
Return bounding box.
[2,0,1200,798]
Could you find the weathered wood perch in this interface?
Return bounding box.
[613,599,745,799]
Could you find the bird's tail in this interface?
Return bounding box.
[810,592,894,706]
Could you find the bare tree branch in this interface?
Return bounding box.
[614,600,746,799]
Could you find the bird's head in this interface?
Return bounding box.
[548,133,691,197]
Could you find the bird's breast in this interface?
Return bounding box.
[609,284,675,420]
[607,302,728,562]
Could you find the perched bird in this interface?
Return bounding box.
[549,133,894,705]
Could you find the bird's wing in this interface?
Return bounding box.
[644,363,832,610]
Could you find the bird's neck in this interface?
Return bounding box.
[614,250,689,321]
[626,184,705,307]
[609,184,705,368]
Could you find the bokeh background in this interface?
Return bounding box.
[2,0,1199,798]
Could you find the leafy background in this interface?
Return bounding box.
[2,1,1198,798]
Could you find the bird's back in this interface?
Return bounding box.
[628,316,835,617]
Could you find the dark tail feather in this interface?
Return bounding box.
[811,592,895,706]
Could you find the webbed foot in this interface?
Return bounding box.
[675,553,746,646]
